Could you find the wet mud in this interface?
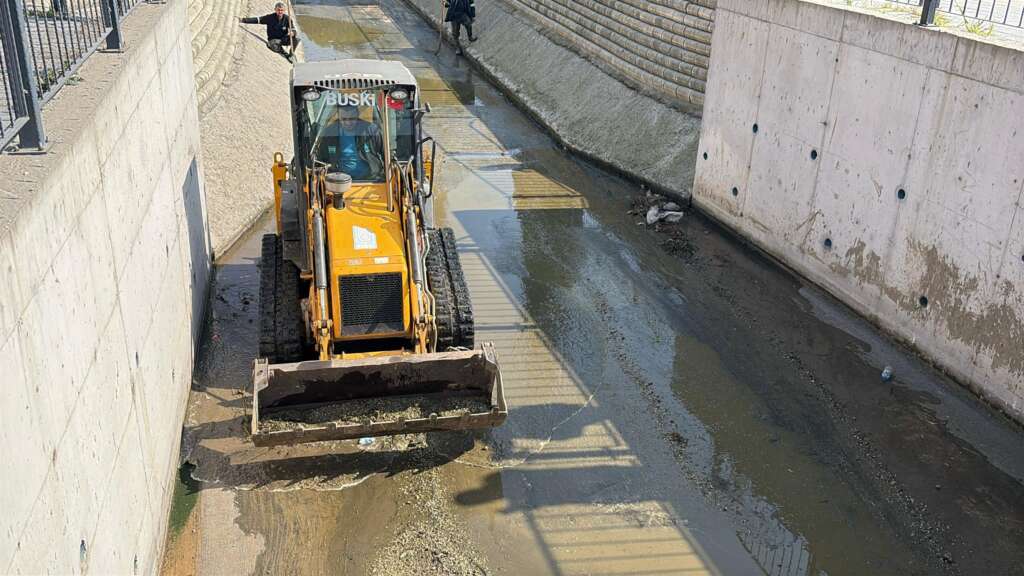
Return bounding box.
[260,395,493,431]
[168,1,1024,575]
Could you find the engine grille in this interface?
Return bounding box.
[339,273,405,335]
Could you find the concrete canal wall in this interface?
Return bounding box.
[403,0,708,199]
[694,0,1024,421]
[0,0,210,573]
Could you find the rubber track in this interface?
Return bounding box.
[275,255,305,362]
[439,228,475,349]
[259,234,305,363]
[258,234,278,360]
[426,229,455,351]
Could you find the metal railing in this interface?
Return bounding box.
[0,0,148,150]
[888,0,1024,27]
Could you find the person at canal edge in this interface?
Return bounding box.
[444,0,477,56]
[239,2,299,56]
[318,105,384,181]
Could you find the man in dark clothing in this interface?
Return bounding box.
[444,0,477,56]
[239,2,299,56]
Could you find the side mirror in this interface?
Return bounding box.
[412,102,432,123]
[418,137,437,199]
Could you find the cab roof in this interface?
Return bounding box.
[292,59,418,90]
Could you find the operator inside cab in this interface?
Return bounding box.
[315,103,385,181]
[307,89,419,182]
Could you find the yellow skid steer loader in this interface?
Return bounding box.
[252,59,507,447]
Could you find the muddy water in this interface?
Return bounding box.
[174,1,1024,575]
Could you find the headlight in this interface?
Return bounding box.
[301,89,321,102]
[389,88,409,101]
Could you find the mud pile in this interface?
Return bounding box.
[260,396,493,432]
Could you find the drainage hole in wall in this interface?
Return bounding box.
[919,295,929,308]
[752,123,759,134]
[810,149,818,160]
[897,188,907,200]
[703,152,708,160]
[732,187,739,197]
[824,238,833,249]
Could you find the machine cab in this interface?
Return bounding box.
[291,60,424,188]
[276,60,439,350]
[278,60,434,272]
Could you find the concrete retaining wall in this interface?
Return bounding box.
[405,0,704,199]
[0,0,210,573]
[694,0,1024,421]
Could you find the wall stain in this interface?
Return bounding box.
[834,239,1023,379]
[913,240,1023,376]
[795,209,823,249]
[833,241,897,301]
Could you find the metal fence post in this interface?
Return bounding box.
[919,0,939,25]
[103,0,124,50]
[5,0,46,149]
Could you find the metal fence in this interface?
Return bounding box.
[0,0,148,150]
[886,0,1024,26]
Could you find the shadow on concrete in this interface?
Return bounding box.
[183,156,213,345]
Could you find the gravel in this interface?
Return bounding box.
[371,465,491,576]
[260,395,493,432]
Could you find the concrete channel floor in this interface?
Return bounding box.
[163,1,1024,575]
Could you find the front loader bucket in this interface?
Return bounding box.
[251,344,507,447]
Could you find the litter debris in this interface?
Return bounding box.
[646,206,662,225]
[662,211,685,223]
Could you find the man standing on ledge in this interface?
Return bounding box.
[239,2,299,58]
